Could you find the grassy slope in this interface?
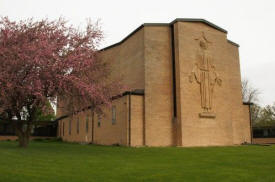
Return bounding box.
[0,141,274,182]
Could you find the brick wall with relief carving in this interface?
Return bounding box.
[57,19,251,147]
[174,22,251,146]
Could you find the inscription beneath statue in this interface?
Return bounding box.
[189,32,222,118]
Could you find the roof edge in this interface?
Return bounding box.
[111,89,144,100]
[100,24,144,51]
[170,18,227,33]
[243,102,254,105]
[99,18,229,51]
[227,39,240,47]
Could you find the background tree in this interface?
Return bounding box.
[35,101,56,122]
[241,78,262,125]
[0,17,123,147]
[241,78,260,103]
[254,103,275,127]
[250,104,262,126]
[241,78,275,128]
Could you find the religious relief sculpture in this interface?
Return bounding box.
[189,32,222,118]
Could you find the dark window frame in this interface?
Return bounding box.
[69,119,72,135]
[62,122,65,136]
[77,117,79,134]
[86,115,89,133]
[112,106,116,125]
[98,116,101,127]
[59,122,62,137]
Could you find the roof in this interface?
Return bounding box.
[111,89,144,100]
[171,18,227,33]
[243,102,254,105]
[100,18,239,51]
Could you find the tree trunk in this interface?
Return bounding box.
[15,122,31,148]
[18,133,30,147]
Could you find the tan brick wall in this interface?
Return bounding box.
[57,28,146,145]
[130,95,144,146]
[174,22,250,146]
[98,29,145,91]
[93,96,128,146]
[252,138,275,144]
[59,96,128,145]
[58,94,145,146]
[93,94,144,146]
[57,20,251,147]
[144,26,174,146]
[235,104,252,144]
[173,23,183,146]
[59,110,93,143]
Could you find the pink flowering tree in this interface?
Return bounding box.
[0,17,123,147]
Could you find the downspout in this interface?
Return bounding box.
[170,24,177,118]
[128,93,131,146]
[170,23,179,146]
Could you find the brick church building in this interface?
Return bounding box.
[57,18,252,147]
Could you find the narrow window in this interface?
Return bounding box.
[77,117,79,134]
[86,115,89,133]
[59,122,62,137]
[69,119,71,135]
[112,106,116,125]
[62,122,65,136]
[98,116,101,127]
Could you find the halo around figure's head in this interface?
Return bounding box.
[195,32,211,50]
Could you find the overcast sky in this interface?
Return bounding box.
[1,0,274,106]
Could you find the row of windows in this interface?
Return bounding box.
[60,106,117,136]
[98,106,116,127]
[68,116,89,135]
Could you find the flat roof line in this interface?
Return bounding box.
[227,39,240,47]
[99,18,233,51]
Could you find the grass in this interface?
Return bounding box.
[0,140,275,182]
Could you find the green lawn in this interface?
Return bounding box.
[0,140,274,182]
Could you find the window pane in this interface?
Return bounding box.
[69,119,71,135]
[112,106,116,124]
[98,116,101,127]
[77,117,79,134]
[62,122,65,136]
[86,115,89,133]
